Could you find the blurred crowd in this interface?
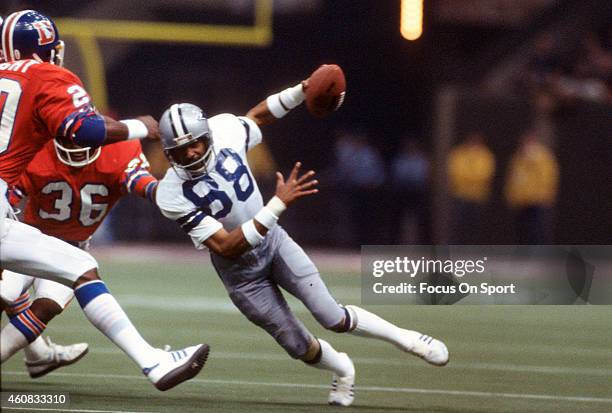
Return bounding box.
[519,29,612,109]
[329,131,429,247]
[329,127,559,247]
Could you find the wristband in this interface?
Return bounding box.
[266,83,305,119]
[266,195,287,216]
[120,119,149,140]
[241,219,264,247]
[254,196,287,229]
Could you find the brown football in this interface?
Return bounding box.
[305,64,346,118]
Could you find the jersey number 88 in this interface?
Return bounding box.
[182,148,254,219]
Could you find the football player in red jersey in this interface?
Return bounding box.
[0,10,209,390]
[16,139,157,243]
[1,137,158,378]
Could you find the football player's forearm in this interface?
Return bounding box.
[246,100,277,127]
[103,118,131,144]
[246,82,306,127]
[131,178,158,203]
[103,117,150,144]
[206,224,268,258]
[231,221,269,257]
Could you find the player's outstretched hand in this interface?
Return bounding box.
[275,162,318,207]
[137,115,161,141]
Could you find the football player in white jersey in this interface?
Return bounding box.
[155,80,449,407]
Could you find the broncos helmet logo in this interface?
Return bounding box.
[32,20,55,46]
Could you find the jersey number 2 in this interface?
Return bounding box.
[0,78,22,155]
[0,80,89,155]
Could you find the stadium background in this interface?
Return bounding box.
[1,1,611,412]
[3,0,610,247]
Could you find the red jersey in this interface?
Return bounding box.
[0,60,92,185]
[14,140,156,242]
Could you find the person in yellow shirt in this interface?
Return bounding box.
[505,130,559,244]
[448,132,496,244]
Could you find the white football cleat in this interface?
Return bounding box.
[327,353,355,407]
[143,344,210,391]
[396,330,449,366]
[25,337,89,379]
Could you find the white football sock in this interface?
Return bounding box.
[76,282,158,369]
[346,305,417,348]
[309,339,354,377]
[23,335,50,362]
[347,305,449,365]
[1,322,29,363]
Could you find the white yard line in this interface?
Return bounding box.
[92,243,362,271]
[83,347,612,377]
[2,371,611,405]
[2,407,153,413]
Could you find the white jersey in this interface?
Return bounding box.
[156,113,264,249]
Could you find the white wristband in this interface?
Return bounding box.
[266,83,305,119]
[241,219,264,247]
[254,207,277,230]
[267,196,287,216]
[120,119,149,140]
[254,196,287,229]
[280,83,306,109]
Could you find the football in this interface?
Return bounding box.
[305,64,346,118]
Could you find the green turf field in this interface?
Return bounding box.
[2,253,611,413]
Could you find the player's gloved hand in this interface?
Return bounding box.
[137,116,161,141]
[274,162,318,207]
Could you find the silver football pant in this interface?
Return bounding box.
[211,225,345,358]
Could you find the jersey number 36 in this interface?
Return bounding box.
[39,182,109,226]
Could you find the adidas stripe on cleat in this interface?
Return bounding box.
[397,330,449,366]
[327,353,355,407]
[144,344,210,391]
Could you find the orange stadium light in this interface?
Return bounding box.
[400,0,423,41]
